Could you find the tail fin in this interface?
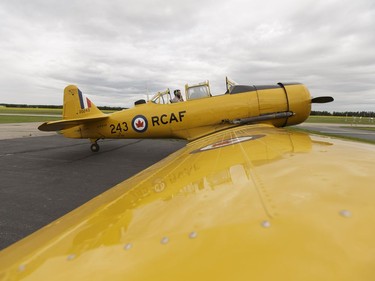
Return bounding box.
[63,85,104,119]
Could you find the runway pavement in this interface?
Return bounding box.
[0,123,186,250]
[1,122,374,250]
[296,123,375,143]
[0,122,56,139]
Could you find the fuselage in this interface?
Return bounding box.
[61,83,311,141]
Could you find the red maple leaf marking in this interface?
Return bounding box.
[135,119,144,128]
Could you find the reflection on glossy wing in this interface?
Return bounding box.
[2,125,375,281]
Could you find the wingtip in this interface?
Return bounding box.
[38,122,52,132]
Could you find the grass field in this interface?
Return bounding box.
[0,115,62,123]
[0,107,115,123]
[0,107,62,115]
[306,115,375,125]
[0,107,61,123]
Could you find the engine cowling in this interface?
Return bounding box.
[228,83,313,127]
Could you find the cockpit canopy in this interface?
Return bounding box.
[150,77,238,104]
[185,81,211,100]
[151,89,172,104]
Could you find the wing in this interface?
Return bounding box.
[38,115,108,131]
[1,124,375,280]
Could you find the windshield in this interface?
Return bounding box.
[151,89,172,104]
[185,81,211,100]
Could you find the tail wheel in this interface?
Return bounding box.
[90,143,100,152]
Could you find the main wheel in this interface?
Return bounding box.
[90,143,100,152]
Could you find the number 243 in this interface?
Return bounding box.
[110,122,128,134]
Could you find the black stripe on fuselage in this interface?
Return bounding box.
[229,83,301,94]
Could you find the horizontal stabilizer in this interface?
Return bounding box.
[38,115,108,132]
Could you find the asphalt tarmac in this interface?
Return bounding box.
[296,123,375,142]
[1,122,374,250]
[0,123,186,250]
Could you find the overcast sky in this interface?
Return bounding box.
[0,0,374,111]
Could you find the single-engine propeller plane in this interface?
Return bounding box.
[2,77,375,281]
[38,78,333,152]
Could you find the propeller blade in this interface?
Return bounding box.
[311,96,334,103]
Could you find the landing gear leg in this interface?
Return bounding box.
[90,139,100,152]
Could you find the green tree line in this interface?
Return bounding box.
[311,111,375,117]
[0,103,125,111]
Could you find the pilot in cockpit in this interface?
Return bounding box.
[171,89,184,103]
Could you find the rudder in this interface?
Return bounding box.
[63,85,104,119]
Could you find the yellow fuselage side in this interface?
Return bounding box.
[61,84,311,140]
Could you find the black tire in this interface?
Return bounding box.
[90,143,100,152]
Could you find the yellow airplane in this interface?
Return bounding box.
[1,79,375,281]
[38,80,331,152]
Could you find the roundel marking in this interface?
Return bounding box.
[132,115,148,133]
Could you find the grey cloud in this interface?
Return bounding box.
[0,0,374,111]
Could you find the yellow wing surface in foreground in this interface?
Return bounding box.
[1,125,375,280]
